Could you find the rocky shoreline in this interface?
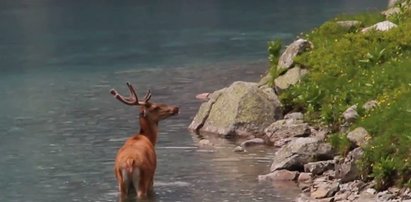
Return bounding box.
[189,1,411,201]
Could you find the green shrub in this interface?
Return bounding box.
[328,133,352,156]
[266,39,283,86]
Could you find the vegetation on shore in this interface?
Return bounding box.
[267,4,411,190]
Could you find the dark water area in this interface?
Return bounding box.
[0,1,386,201]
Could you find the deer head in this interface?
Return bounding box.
[110,82,179,123]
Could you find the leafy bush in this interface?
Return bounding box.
[266,39,283,86]
[328,133,352,156]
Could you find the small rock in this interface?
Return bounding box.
[388,187,401,195]
[377,190,396,202]
[258,170,299,182]
[273,137,294,148]
[298,172,313,183]
[304,160,335,175]
[322,170,336,179]
[336,20,361,29]
[233,146,245,153]
[362,100,378,111]
[343,105,358,123]
[195,92,210,101]
[311,178,340,199]
[240,138,265,148]
[284,112,304,121]
[311,127,329,141]
[361,20,398,33]
[198,139,214,147]
[358,190,377,202]
[388,0,401,7]
[335,148,364,183]
[334,191,349,201]
[264,119,311,145]
[366,188,377,195]
[347,127,371,148]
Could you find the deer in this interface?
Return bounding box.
[110,82,179,200]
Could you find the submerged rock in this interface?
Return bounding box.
[188,81,283,139]
[240,138,265,148]
[258,170,299,182]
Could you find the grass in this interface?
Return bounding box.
[266,5,411,189]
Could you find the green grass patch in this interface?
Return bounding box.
[270,6,411,189]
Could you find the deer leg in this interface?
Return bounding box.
[137,170,152,199]
[148,174,155,195]
[118,168,133,201]
[131,168,141,198]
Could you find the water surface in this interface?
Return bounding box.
[0,1,386,201]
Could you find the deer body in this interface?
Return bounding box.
[110,83,178,200]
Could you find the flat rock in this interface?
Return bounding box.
[297,172,313,183]
[311,178,340,199]
[304,160,335,175]
[361,20,398,33]
[258,170,299,182]
[264,118,311,145]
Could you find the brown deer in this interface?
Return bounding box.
[110,82,179,200]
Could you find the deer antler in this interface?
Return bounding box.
[110,82,152,105]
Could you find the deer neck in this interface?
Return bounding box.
[138,115,158,146]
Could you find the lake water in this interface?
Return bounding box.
[0,1,386,201]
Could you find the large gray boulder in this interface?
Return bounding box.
[188,81,283,138]
[278,39,312,70]
[274,65,308,92]
[270,137,334,171]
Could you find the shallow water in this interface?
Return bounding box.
[0,1,386,201]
